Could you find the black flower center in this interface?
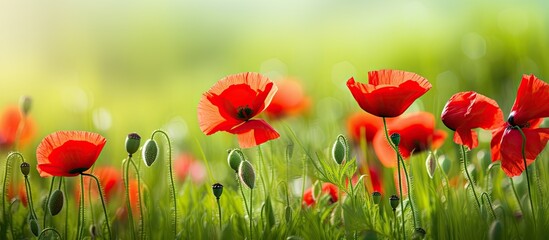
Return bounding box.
[236,106,253,120]
[69,167,89,174]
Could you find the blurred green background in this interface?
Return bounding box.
[1,0,548,167]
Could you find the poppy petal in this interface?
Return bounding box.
[499,128,549,177]
[510,74,549,126]
[228,119,280,148]
[490,125,505,162]
[454,127,478,150]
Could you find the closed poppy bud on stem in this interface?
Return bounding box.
[142,139,159,167]
[227,149,245,172]
[413,228,426,240]
[372,191,381,205]
[390,133,401,146]
[29,218,40,237]
[89,224,98,238]
[20,95,32,116]
[238,160,255,189]
[285,205,292,223]
[49,189,64,216]
[425,152,436,179]
[332,134,348,165]
[20,162,30,176]
[212,183,223,199]
[390,195,399,211]
[125,133,141,156]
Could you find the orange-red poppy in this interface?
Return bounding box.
[264,78,311,119]
[373,112,447,167]
[346,111,388,144]
[36,131,106,177]
[198,72,280,148]
[76,166,122,202]
[347,70,431,118]
[491,74,549,177]
[441,91,504,149]
[302,182,339,207]
[0,106,36,150]
[7,182,28,208]
[174,153,206,184]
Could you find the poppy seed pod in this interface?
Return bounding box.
[390,133,401,146]
[125,133,141,156]
[142,139,159,167]
[372,192,382,205]
[20,162,30,176]
[425,152,436,179]
[332,134,348,165]
[49,189,64,216]
[227,149,245,172]
[212,183,223,199]
[29,218,40,237]
[20,95,32,116]
[238,160,255,189]
[389,195,399,211]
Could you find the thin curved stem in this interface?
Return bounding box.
[43,177,55,228]
[480,192,496,219]
[382,117,405,239]
[460,145,481,209]
[236,173,251,237]
[129,159,145,240]
[151,130,177,237]
[122,159,136,239]
[216,198,222,231]
[77,174,85,240]
[81,173,111,240]
[514,127,536,225]
[509,178,525,215]
[24,176,38,220]
[38,227,63,240]
[398,156,418,229]
[3,152,25,219]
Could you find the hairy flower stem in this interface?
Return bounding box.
[82,173,111,240]
[480,192,496,219]
[236,173,251,237]
[129,160,145,240]
[123,159,136,239]
[250,188,254,240]
[43,177,55,228]
[514,127,537,225]
[77,174,85,240]
[382,118,405,239]
[398,155,418,229]
[3,152,25,238]
[38,227,62,240]
[460,145,481,209]
[151,130,177,237]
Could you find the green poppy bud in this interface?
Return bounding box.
[488,220,503,240]
[285,205,292,223]
[20,162,30,176]
[425,151,436,179]
[389,195,399,211]
[29,218,40,237]
[20,95,32,116]
[142,139,159,167]
[332,134,348,165]
[372,191,382,205]
[89,224,98,238]
[227,149,245,172]
[49,189,64,216]
[390,133,401,146]
[238,160,255,189]
[125,133,141,156]
[212,183,223,199]
[413,228,426,240]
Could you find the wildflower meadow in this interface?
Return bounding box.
[1,1,549,239]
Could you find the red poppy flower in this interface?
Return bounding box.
[198,72,280,148]
[373,112,447,167]
[36,131,106,177]
[264,78,311,119]
[441,91,504,149]
[347,111,390,144]
[7,182,28,207]
[76,166,122,202]
[302,183,339,207]
[174,153,206,183]
[0,106,36,150]
[347,70,432,118]
[491,75,549,177]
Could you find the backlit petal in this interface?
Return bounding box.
[510,74,549,125]
[228,119,280,148]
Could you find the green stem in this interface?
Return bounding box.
[43,177,55,227]
[63,178,68,239]
[81,173,111,240]
[509,178,525,216]
[480,192,496,219]
[382,117,405,239]
[122,159,136,239]
[460,145,481,209]
[216,198,222,231]
[514,127,536,225]
[24,176,38,220]
[129,159,145,240]
[77,174,85,240]
[2,152,25,223]
[151,130,177,237]
[398,156,418,229]
[250,188,253,240]
[237,173,250,237]
[37,227,62,240]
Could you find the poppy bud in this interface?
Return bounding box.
[332,134,348,165]
[142,139,159,167]
[425,152,436,179]
[29,218,40,237]
[238,160,255,189]
[49,189,64,216]
[390,195,399,211]
[20,162,30,176]
[20,95,32,116]
[390,133,401,146]
[372,191,381,205]
[285,205,292,223]
[312,181,321,202]
[488,220,503,240]
[125,133,141,156]
[212,183,223,199]
[413,228,426,240]
[89,224,98,238]
[227,149,245,172]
